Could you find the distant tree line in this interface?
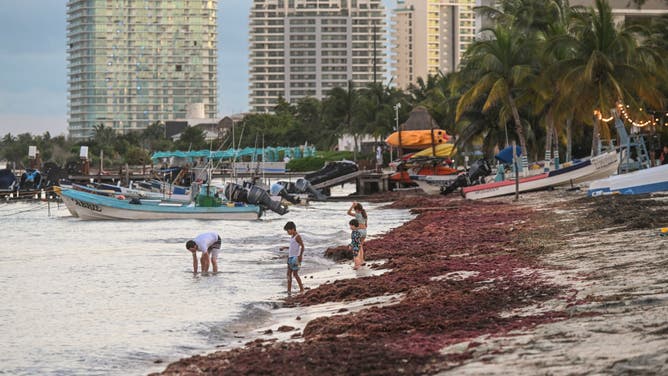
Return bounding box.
[2,0,667,170]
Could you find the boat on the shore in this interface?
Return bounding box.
[404,160,459,194]
[463,149,619,200]
[587,164,668,196]
[95,180,193,202]
[54,185,263,220]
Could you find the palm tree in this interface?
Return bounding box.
[528,0,581,164]
[550,0,665,155]
[456,25,537,167]
[322,81,365,159]
[409,72,459,136]
[358,81,407,140]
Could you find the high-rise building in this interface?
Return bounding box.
[248,0,387,113]
[571,0,668,21]
[67,0,218,140]
[391,0,475,89]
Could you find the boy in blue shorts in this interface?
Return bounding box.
[280,221,305,296]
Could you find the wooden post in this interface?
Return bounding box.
[99,150,104,177]
[430,128,437,157]
[513,141,519,201]
[397,125,403,158]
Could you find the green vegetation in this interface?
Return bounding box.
[2,0,667,170]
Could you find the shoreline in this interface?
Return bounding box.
[152,190,668,375]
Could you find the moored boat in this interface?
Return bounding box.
[96,181,193,202]
[587,164,668,196]
[54,185,263,220]
[463,150,619,200]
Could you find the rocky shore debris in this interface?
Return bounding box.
[154,192,668,375]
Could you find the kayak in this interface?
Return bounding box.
[386,129,451,149]
[410,143,456,158]
[390,165,458,182]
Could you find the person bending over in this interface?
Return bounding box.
[185,232,222,273]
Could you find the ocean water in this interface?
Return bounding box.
[0,186,411,376]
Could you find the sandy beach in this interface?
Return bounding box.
[152,189,668,375]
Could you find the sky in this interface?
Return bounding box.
[0,0,394,137]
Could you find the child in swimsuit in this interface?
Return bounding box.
[349,219,363,270]
[280,221,305,296]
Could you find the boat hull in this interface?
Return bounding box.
[463,150,619,200]
[57,188,261,220]
[588,164,668,196]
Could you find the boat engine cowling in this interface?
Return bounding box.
[468,159,492,182]
[270,182,301,204]
[224,183,289,215]
[295,178,328,200]
[441,159,492,196]
[247,185,289,215]
[224,183,247,202]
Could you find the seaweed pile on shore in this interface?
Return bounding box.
[155,195,572,375]
[574,194,668,231]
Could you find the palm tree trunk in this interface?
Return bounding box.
[545,116,553,170]
[566,117,572,162]
[353,134,359,161]
[591,115,600,156]
[508,94,528,174]
[552,125,560,169]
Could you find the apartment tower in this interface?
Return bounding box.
[248,0,387,113]
[67,0,218,140]
[391,0,475,89]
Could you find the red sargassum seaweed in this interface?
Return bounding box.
[155,196,568,376]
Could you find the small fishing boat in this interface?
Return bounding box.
[54,185,263,220]
[587,164,668,196]
[95,181,193,202]
[463,150,619,200]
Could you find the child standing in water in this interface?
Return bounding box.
[347,202,368,264]
[280,221,305,296]
[349,219,363,270]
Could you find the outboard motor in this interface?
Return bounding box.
[468,159,492,183]
[276,180,299,194]
[224,182,248,202]
[224,183,288,215]
[19,169,42,191]
[0,169,17,194]
[295,178,328,200]
[246,185,288,215]
[441,159,492,196]
[270,182,301,204]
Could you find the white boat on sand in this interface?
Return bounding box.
[463,150,619,200]
[588,164,668,196]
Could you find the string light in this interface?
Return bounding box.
[593,109,613,123]
[614,102,656,127]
